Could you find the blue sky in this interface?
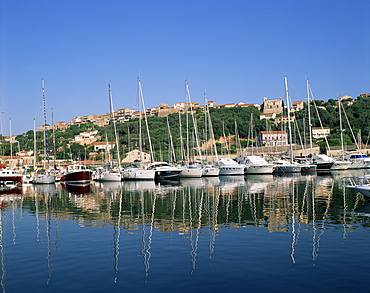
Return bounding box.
[1,0,369,135]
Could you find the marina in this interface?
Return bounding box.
[0,170,369,292]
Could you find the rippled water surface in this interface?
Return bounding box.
[1,170,370,292]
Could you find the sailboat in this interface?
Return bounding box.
[200,93,219,177]
[32,79,56,184]
[179,81,202,178]
[99,83,122,182]
[236,113,275,174]
[338,97,370,169]
[330,97,351,170]
[273,77,302,174]
[122,78,155,180]
[291,81,317,173]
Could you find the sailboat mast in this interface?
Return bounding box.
[185,80,190,162]
[138,78,154,162]
[338,97,345,158]
[306,80,313,159]
[34,118,37,169]
[186,81,202,161]
[204,93,208,161]
[137,78,143,165]
[178,110,184,161]
[9,118,12,160]
[284,77,294,164]
[41,79,49,168]
[108,82,121,167]
[52,108,57,169]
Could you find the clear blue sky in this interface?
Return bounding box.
[1,0,369,135]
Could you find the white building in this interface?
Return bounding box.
[93,141,116,152]
[312,127,330,139]
[259,131,288,146]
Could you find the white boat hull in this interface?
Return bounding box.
[180,167,202,178]
[331,161,352,170]
[219,165,245,176]
[99,172,122,182]
[122,168,155,180]
[244,165,275,174]
[202,166,220,177]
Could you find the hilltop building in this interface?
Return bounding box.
[261,97,283,115]
[291,101,304,112]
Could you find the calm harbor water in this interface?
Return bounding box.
[1,170,370,292]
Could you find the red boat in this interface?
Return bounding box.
[61,164,92,184]
[0,167,23,186]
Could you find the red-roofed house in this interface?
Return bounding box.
[259,130,288,146]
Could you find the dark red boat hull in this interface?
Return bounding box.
[62,171,92,184]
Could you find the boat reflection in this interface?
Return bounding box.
[352,201,370,216]
[2,169,369,285]
[123,180,156,191]
[33,183,57,196]
[61,183,92,195]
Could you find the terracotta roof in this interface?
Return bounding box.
[260,131,287,134]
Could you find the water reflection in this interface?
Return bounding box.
[0,172,369,291]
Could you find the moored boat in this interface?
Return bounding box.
[236,155,275,175]
[201,164,220,177]
[0,168,23,186]
[122,167,155,180]
[61,164,92,184]
[343,153,370,169]
[273,159,301,174]
[312,154,334,173]
[179,163,203,178]
[216,158,245,176]
[148,162,182,180]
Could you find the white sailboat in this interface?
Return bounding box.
[99,82,122,182]
[179,81,202,178]
[32,79,55,184]
[201,93,219,177]
[236,113,275,174]
[297,80,316,173]
[122,78,155,180]
[273,77,302,174]
[330,97,352,170]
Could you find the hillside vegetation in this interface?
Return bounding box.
[7,96,370,162]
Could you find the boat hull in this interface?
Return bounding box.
[122,168,155,180]
[218,166,245,176]
[0,175,23,185]
[155,170,182,180]
[274,165,301,174]
[202,166,220,177]
[99,172,122,182]
[314,162,334,173]
[330,161,352,170]
[62,171,92,184]
[244,165,275,175]
[301,164,317,173]
[180,167,203,178]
